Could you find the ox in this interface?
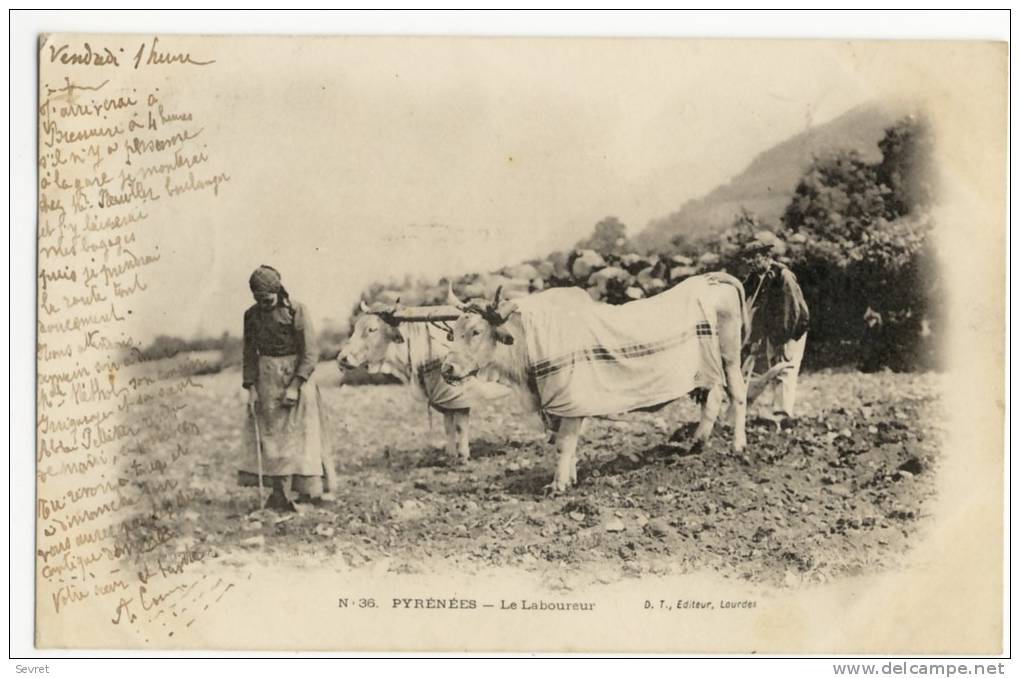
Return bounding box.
[337,302,506,462]
[441,274,751,493]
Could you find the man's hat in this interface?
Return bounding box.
[741,239,774,257]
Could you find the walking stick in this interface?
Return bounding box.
[249,399,266,510]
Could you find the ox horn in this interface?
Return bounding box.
[447,282,469,311]
[492,285,503,306]
[359,299,371,313]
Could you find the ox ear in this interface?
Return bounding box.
[495,300,518,323]
[493,325,515,345]
[359,299,370,313]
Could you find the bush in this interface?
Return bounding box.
[778,117,941,370]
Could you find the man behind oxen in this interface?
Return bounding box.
[741,237,810,423]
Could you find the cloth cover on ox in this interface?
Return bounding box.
[399,323,505,412]
[512,274,731,418]
[417,358,476,412]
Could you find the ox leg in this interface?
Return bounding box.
[729,354,757,420]
[455,411,471,462]
[693,386,724,447]
[546,416,561,445]
[443,413,459,461]
[551,417,584,493]
[720,335,748,455]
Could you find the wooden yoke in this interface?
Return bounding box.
[389,304,462,323]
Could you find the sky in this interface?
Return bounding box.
[106,37,888,340]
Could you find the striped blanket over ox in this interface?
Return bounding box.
[400,323,504,412]
[416,356,476,412]
[513,274,730,418]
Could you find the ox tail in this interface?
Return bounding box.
[706,271,750,347]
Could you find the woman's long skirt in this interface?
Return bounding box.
[239,355,334,498]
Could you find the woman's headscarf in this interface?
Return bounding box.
[249,265,293,308]
[249,265,282,294]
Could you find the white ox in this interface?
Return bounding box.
[337,303,507,462]
[441,274,752,493]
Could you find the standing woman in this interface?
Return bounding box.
[241,265,333,511]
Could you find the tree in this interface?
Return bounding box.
[782,151,889,258]
[576,216,631,255]
[668,231,698,256]
[877,116,935,218]
[775,116,940,369]
[783,117,934,268]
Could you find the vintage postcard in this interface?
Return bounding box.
[35,34,1006,652]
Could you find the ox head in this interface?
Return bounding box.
[441,284,517,384]
[336,299,404,373]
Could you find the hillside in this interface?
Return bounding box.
[635,101,912,251]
